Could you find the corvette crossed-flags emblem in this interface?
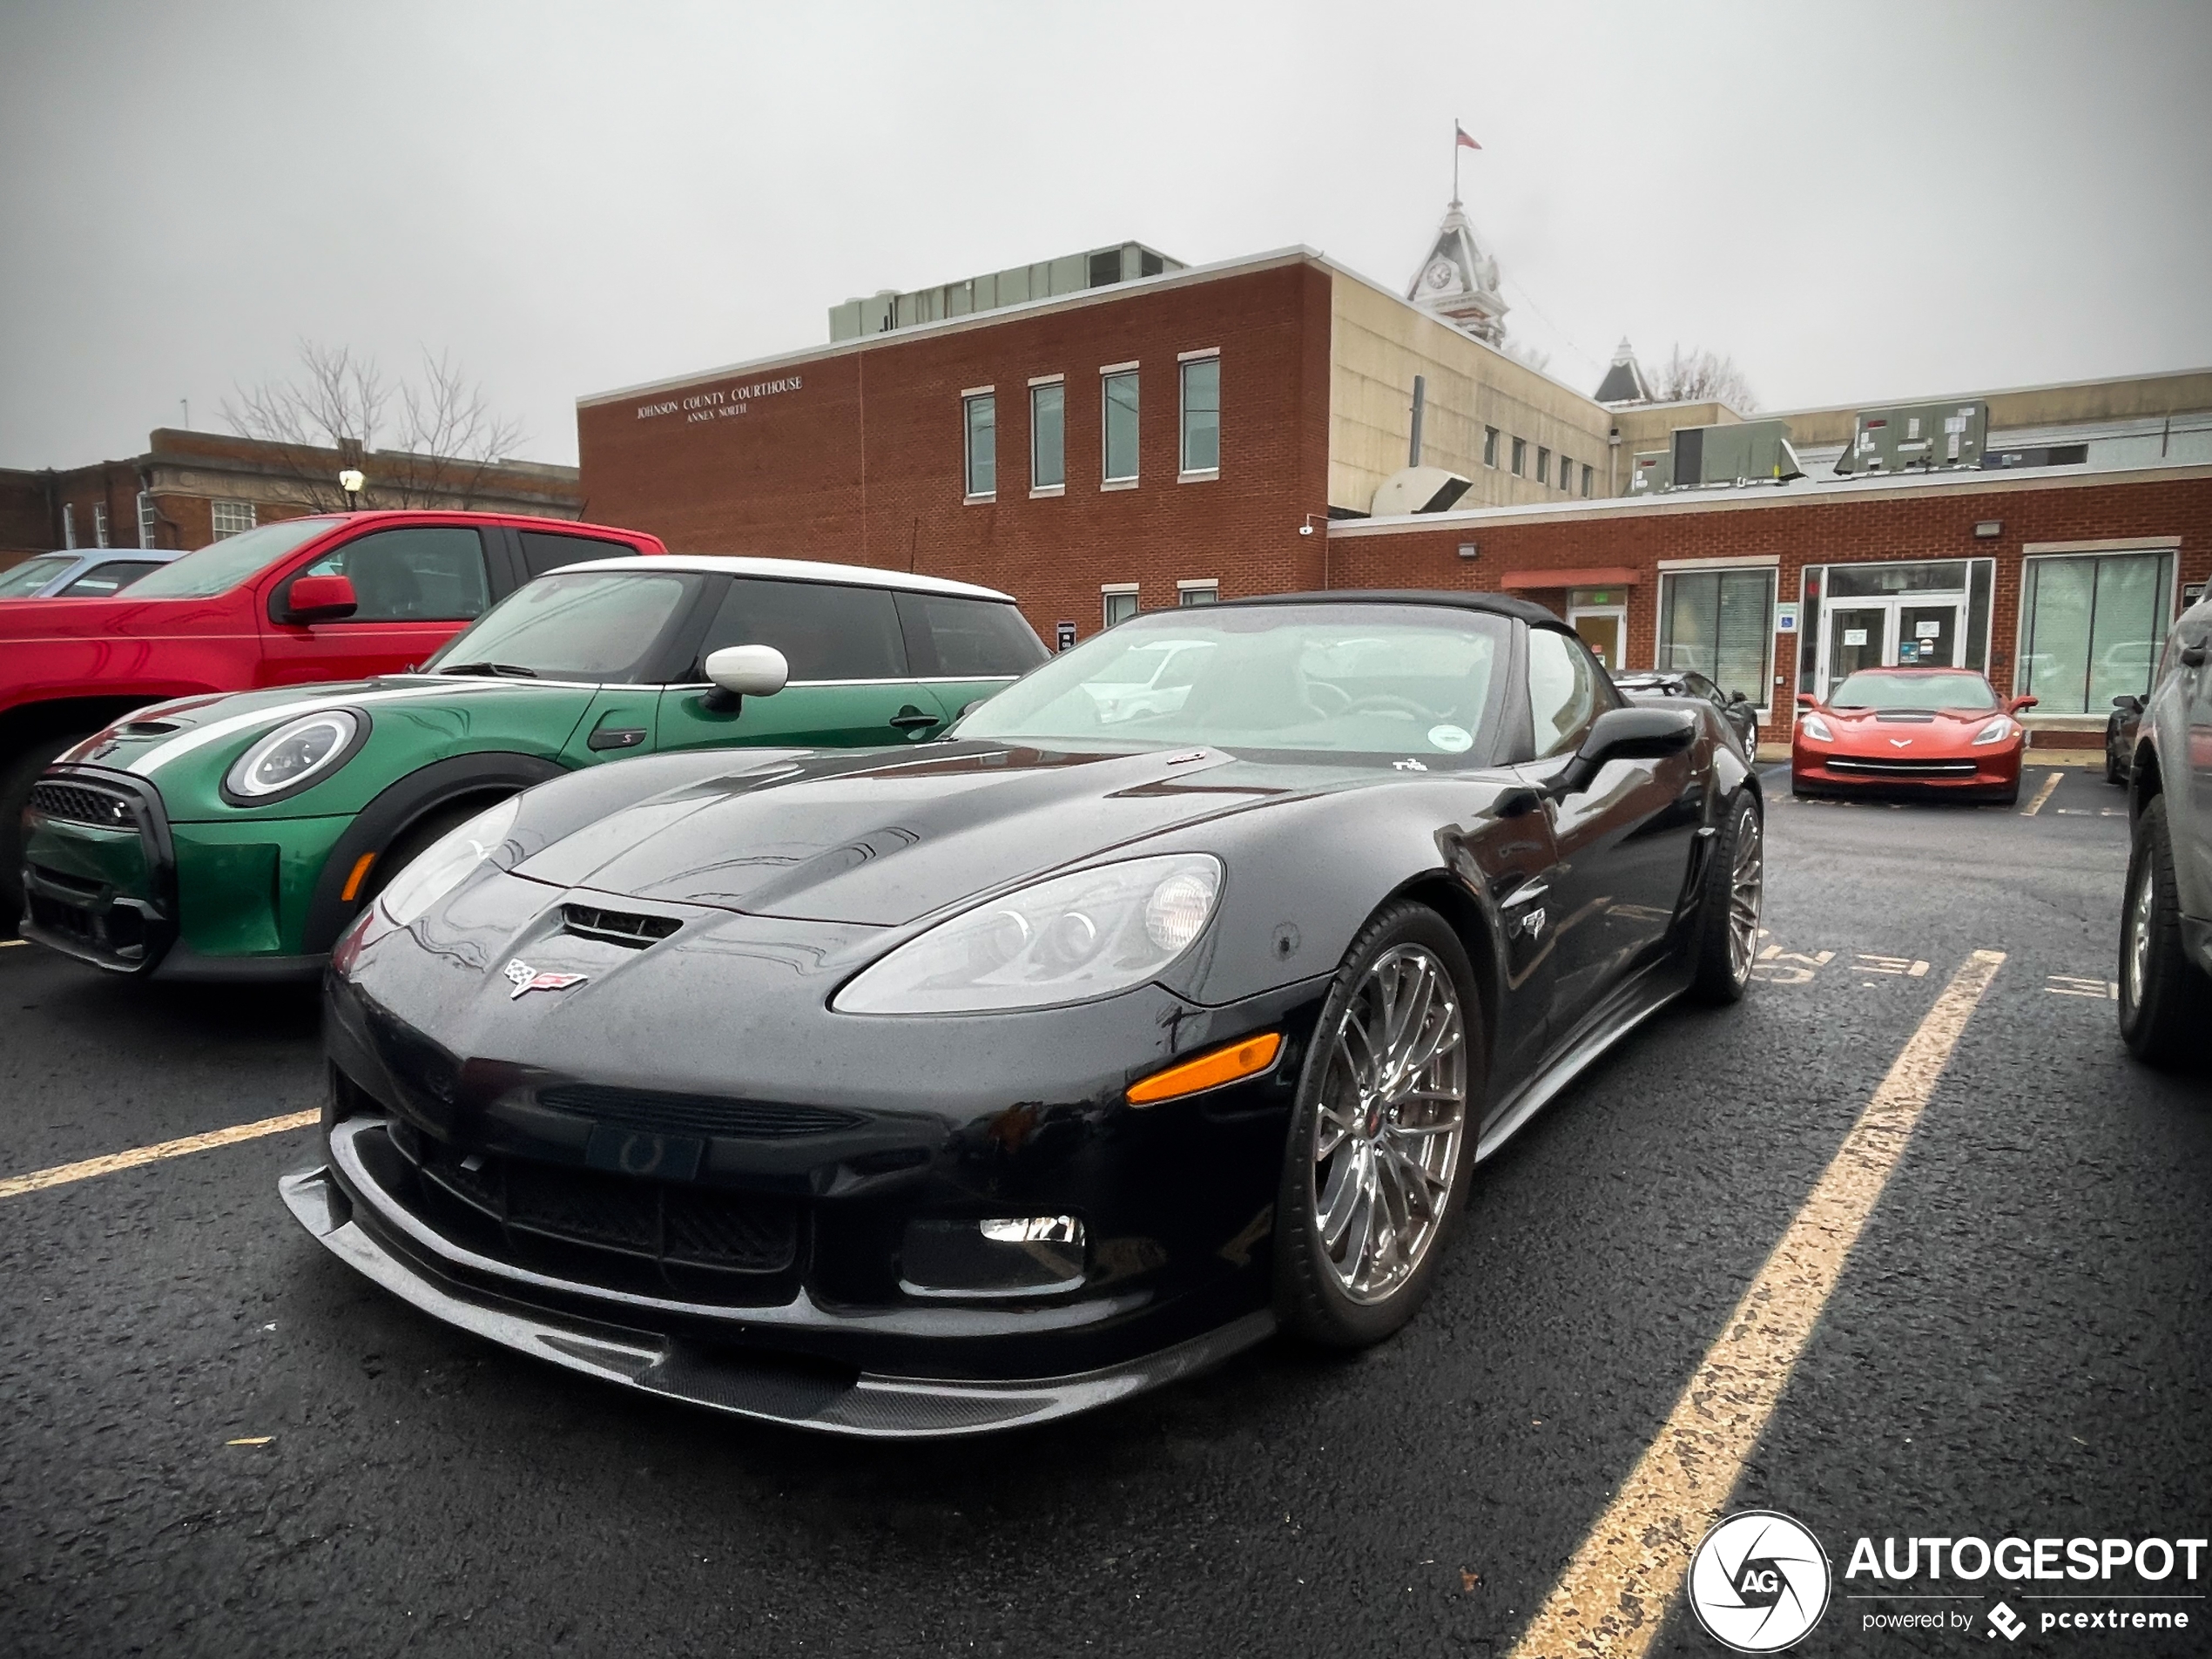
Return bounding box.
[503,958,588,999]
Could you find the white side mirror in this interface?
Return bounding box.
[704,644,789,698]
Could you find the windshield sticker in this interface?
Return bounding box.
[1427,724,1473,752]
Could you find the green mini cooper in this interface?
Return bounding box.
[19,556,1045,980]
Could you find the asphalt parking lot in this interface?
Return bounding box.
[3,764,2206,1657]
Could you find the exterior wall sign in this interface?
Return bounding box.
[1776,603,1799,634]
[636,374,805,426]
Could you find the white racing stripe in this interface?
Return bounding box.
[124,680,520,775]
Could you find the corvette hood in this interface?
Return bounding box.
[1819,708,2000,751]
[511,743,1304,927]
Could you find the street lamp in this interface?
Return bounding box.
[338,468,365,510]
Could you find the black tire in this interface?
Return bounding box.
[1273,901,1483,1350]
[1790,771,1811,799]
[2118,794,2209,1068]
[2105,745,2125,786]
[1993,784,2020,807]
[0,730,97,937]
[1687,790,1762,1005]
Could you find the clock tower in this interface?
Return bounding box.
[1406,199,1508,346]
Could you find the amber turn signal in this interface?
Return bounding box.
[1126,1031,1283,1106]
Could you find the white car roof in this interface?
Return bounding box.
[553,552,1016,604]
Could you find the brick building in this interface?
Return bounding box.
[0,428,582,567]
[577,223,2209,753]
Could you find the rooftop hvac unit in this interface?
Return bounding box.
[1370,465,1474,517]
[1629,451,1671,494]
[1834,401,1987,475]
[1665,419,1804,490]
[828,243,1182,341]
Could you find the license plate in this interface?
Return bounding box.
[583,1124,704,1182]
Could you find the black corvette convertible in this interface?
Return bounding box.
[285,591,1763,1437]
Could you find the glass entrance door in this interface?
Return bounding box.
[1897,603,1962,670]
[1569,607,1625,672]
[1824,605,1888,696]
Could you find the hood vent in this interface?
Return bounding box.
[1872,711,1938,723]
[563,903,682,948]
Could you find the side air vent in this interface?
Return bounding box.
[563,903,682,948]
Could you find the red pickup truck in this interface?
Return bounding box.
[1,509,667,927]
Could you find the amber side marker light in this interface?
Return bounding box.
[339,852,377,903]
[1126,1031,1283,1106]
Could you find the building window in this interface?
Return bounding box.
[1658,566,1777,707]
[1179,355,1219,475]
[962,392,996,498]
[1483,427,1499,468]
[2019,549,2176,713]
[1030,381,1064,491]
[1581,463,1594,498]
[1102,369,1139,485]
[62,503,76,548]
[1535,448,1550,486]
[93,502,110,547]
[211,499,257,540]
[1510,437,1526,476]
[137,491,158,549]
[1102,583,1139,626]
[1177,581,1217,606]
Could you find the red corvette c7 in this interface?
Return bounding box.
[1792,667,2036,805]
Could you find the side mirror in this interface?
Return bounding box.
[1795,691,1817,709]
[2110,694,2141,714]
[700,644,789,711]
[285,573,358,624]
[2009,694,2040,713]
[1552,705,1698,797]
[1728,689,1749,705]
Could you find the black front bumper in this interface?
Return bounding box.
[18,767,179,974]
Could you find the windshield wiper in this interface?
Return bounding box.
[437,661,540,678]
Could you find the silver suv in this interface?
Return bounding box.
[2120,587,2212,1063]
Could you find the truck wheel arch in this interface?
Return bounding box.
[300,752,566,953]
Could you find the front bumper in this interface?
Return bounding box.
[1791,743,2022,797]
[22,764,341,979]
[283,1143,1273,1438]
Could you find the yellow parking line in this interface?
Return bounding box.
[2020,771,2063,816]
[1505,948,2006,1659]
[0,1109,320,1201]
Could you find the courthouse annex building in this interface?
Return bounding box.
[577,214,2212,753]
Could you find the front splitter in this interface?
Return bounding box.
[280,1163,1276,1440]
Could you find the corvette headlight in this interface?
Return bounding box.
[377,796,523,927]
[833,853,1223,1015]
[1799,713,1835,742]
[224,711,362,801]
[1971,717,2016,745]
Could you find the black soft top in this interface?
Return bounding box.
[1217,589,1565,630]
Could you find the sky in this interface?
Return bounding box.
[3,0,2209,470]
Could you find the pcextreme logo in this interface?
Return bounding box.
[1688,1511,1832,1653]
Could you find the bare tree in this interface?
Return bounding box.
[1501,335,1552,376]
[1649,345,1759,412]
[223,341,526,510]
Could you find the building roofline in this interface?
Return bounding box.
[1761,364,2212,423]
[578,243,1613,416]
[1326,457,2212,537]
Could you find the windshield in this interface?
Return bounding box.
[954,604,1510,761]
[421,570,698,681]
[1831,671,1999,711]
[0,555,74,598]
[125,519,337,598]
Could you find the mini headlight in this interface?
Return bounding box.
[225,710,362,800]
[377,796,523,927]
[1799,712,1835,742]
[1971,716,2016,745]
[834,853,1223,1015]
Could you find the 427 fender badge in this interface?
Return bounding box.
[504,958,588,999]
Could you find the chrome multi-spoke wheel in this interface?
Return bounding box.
[1309,942,1469,1305]
[1727,808,1764,986]
[2123,854,2154,1012]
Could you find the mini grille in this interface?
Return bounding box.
[29,782,135,827]
[538,1082,866,1139]
[562,903,682,948]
